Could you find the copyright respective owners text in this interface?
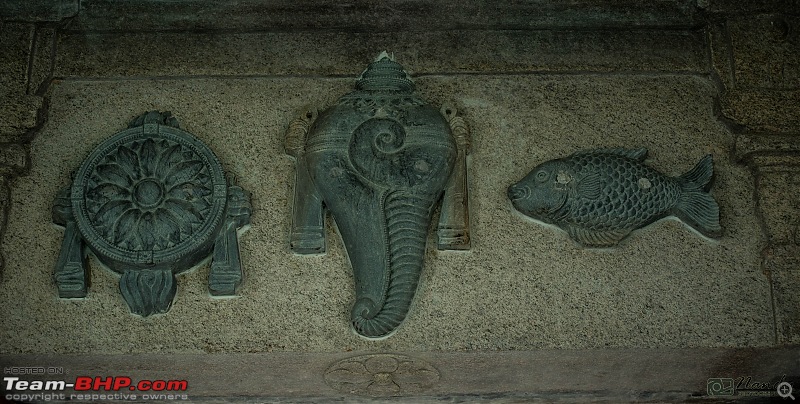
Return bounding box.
[708,375,797,400]
[3,366,190,402]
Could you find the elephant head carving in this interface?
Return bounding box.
[285,52,471,339]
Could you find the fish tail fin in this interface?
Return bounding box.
[678,154,714,190]
[673,155,722,238]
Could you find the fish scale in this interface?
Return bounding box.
[565,155,678,231]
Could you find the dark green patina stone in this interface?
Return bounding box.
[53,111,251,316]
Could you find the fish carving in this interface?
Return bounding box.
[507,148,722,247]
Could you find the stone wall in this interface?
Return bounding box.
[707,3,800,345]
[1,1,798,401]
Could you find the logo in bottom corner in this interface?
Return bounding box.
[707,378,735,396]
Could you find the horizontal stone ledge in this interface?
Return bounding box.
[54,29,707,79]
[735,132,800,163]
[1,348,798,401]
[722,89,800,135]
[71,0,702,32]
[700,0,800,15]
[0,0,79,22]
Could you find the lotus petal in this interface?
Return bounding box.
[113,209,141,246]
[87,182,130,202]
[325,362,371,384]
[93,199,133,230]
[139,138,158,177]
[154,143,183,175]
[366,380,400,396]
[159,206,192,240]
[163,198,204,225]
[164,160,205,188]
[114,145,140,177]
[137,212,157,250]
[154,208,182,247]
[94,163,134,188]
[166,181,212,197]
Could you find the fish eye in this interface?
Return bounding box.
[535,170,549,182]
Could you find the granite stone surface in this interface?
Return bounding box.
[54,30,707,80]
[728,15,800,91]
[2,348,798,400]
[0,0,79,22]
[773,269,800,345]
[71,0,701,32]
[701,0,799,14]
[1,1,798,400]
[28,25,56,96]
[0,22,33,96]
[0,74,774,354]
[710,14,800,134]
[0,94,42,143]
[754,168,800,245]
[0,22,41,143]
[721,89,800,134]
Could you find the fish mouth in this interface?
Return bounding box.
[546,192,569,216]
[507,184,530,201]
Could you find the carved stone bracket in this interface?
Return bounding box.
[0,21,57,283]
[734,135,800,344]
[437,104,471,250]
[753,161,800,344]
[53,111,251,316]
[709,4,800,344]
[734,136,800,251]
[709,15,800,134]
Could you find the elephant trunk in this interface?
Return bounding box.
[351,190,436,339]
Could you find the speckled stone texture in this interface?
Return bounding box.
[71,0,701,32]
[0,22,38,143]
[2,1,800,401]
[0,0,79,21]
[53,30,707,78]
[0,74,773,354]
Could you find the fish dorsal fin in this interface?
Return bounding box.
[566,225,631,247]
[576,171,602,200]
[571,147,648,161]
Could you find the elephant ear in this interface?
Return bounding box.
[399,148,454,189]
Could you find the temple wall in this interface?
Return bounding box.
[1,1,798,401]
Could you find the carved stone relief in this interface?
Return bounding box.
[285,52,471,339]
[736,147,800,344]
[508,148,722,247]
[324,353,440,396]
[53,111,251,316]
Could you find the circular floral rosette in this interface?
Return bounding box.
[84,137,213,251]
[72,122,227,273]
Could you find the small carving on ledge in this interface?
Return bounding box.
[324,353,440,396]
[508,148,722,247]
[53,111,251,316]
